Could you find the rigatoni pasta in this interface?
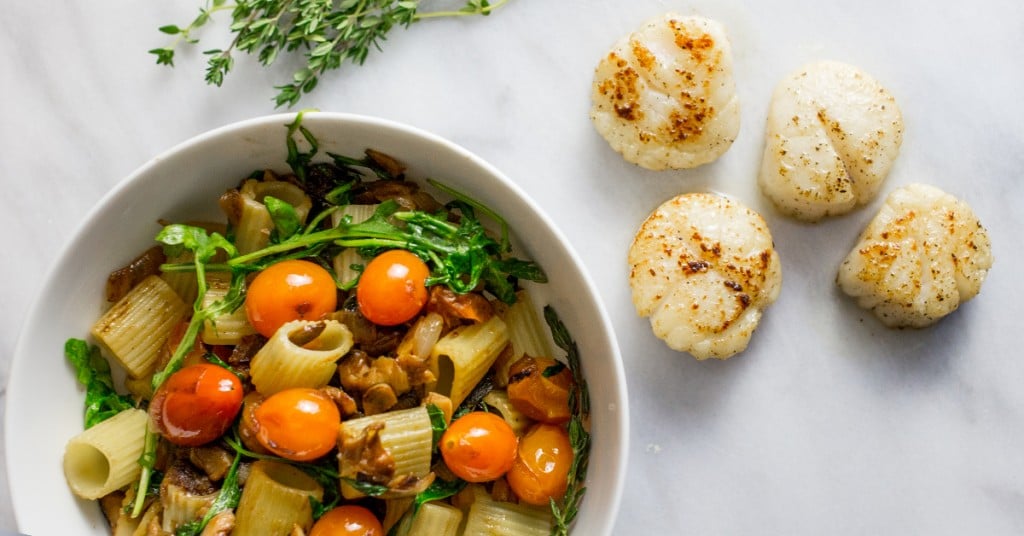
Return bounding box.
[200,272,257,345]
[233,460,323,535]
[90,275,188,378]
[431,315,509,407]
[339,405,434,499]
[63,408,149,500]
[250,319,354,395]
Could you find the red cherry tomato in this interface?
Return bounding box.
[356,250,429,326]
[149,363,243,447]
[440,411,518,483]
[309,505,383,536]
[245,259,338,338]
[253,388,340,461]
[506,423,573,505]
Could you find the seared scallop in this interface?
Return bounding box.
[758,61,903,221]
[590,13,740,170]
[837,183,992,328]
[628,193,782,359]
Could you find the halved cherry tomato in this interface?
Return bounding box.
[253,388,340,461]
[309,504,383,536]
[245,259,337,338]
[506,423,572,506]
[356,249,429,326]
[507,356,573,424]
[440,411,517,483]
[149,363,243,447]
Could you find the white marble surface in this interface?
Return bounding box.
[3,0,1024,533]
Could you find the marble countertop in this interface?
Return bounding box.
[3,0,1024,533]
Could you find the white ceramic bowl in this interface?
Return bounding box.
[5,112,628,534]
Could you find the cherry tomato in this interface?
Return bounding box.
[506,423,573,505]
[356,249,429,326]
[309,505,383,536]
[245,259,338,338]
[507,356,574,424]
[253,388,340,461]
[440,411,517,482]
[149,363,243,447]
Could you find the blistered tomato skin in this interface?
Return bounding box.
[507,356,574,424]
[356,249,430,326]
[440,411,518,483]
[309,505,384,536]
[245,259,338,338]
[506,423,573,505]
[253,388,340,461]
[149,363,243,447]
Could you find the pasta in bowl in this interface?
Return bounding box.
[5,112,628,535]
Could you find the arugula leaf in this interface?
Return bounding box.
[265,195,302,242]
[65,339,135,428]
[426,403,447,451]
[341,477,389,497]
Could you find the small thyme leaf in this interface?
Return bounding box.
[150,0,510,107]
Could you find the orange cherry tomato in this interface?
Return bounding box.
[253,388,340,461]
[245,259,338,338]
[149,363,243,447]
[506,423,572,506]
[507,356,574,425]
[356,249,429,326]
[440,411,517,483]
[309,505,383,536]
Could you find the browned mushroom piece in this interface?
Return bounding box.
[362,383,399,415]
[188,444,235,482]
[105,246,167,303]
[320,385,359,418]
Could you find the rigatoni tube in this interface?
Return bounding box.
[430,315,509,408]
[339,406,434,499]
[233,460,323,536]
[250,319,354,396]
[90,275,188,378]
[63,409,148,500]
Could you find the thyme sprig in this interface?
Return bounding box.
[150,0,510,107]
[544,306,591,536]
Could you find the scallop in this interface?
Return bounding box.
[628,193,782,359]
[758,61,903,221]
[590,13,740,170]
[837,183,993,328]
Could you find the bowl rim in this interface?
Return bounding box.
[5,111,629,533]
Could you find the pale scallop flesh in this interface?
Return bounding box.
[758,61,903,221]
[591,13,740,170]
[837,183,992,328]
[628,193,782,359]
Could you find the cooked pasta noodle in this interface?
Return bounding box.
[431,315,509,407]
[339,406,434,499]
[233,179,313,254]
[200,272,257,345]
[63,409,149,500]
[160,484,217,533]
[462,495,553,536]
[250,319,354,395]
[90,275,188,378]
[233,460,323,536]
[402,502,463,536]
